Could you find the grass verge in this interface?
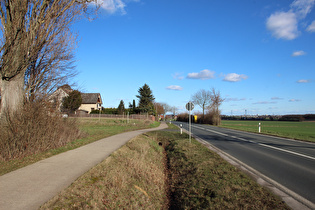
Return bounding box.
[41,132,168,209]
[42,124,289,209]
[220,120,315,142]
[160,126,289,209]
[0,118,159,176]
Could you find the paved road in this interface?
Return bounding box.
[0,122,168,210]
[173,121,315,209]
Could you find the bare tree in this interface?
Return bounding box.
[154,102,165,117]
[208,88,224,125]
[171,106,178,116]
[25,29,77,102]
[160,103,171,114]
[0,0,98,117]
[154,102,172,120]
[191,89,212,122]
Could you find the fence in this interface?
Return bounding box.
[69,113,155,121]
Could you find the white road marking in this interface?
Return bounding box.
[191,124,315,161]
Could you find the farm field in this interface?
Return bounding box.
[220,120,315,143]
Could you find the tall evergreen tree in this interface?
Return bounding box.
[117,100,125,115]
[136,84,155,115]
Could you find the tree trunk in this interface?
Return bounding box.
[0,73,25,118]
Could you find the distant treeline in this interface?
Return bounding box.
[221,114,315,122]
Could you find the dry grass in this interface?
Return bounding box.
[0,117,159,176]
[157,128,290,209]
[41,133,169,209]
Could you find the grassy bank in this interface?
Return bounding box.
[0,118,159,176]
[220,120,315,142]
[42,124,289,209]
[41,132,168,209]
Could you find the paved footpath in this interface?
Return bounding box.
[0,122,168,210]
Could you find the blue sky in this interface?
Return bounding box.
[74,0,315,115]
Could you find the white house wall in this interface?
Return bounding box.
[79,104,100,113]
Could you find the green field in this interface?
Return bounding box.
[220,120,315,142]
[0,118,159,176]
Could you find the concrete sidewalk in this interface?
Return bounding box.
[0,122,168,210]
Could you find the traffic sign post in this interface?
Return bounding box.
[185,102,194,111]
[186,101,194,143]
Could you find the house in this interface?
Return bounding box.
[49,85,102,114]
[80,93,102,113]
[48,85,73,111]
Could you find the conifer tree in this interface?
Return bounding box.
[117,100,125,115]
[136,84,155,115]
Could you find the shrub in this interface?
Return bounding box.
[62,90,82,113]
[0,101,81,161]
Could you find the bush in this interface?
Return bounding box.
[62,90,82,113]
[0,101,81,161]
[177,111,222,126]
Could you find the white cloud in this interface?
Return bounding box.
[93,0,126,14]
[223,73,248,82]
[307,20,315,32]
[289,99,302,102]
[166,85,183,91]
[271,97,283,100]
[266,12,299,40]
[297,79,311,83]
[225,98,246,102]
[172,73,184,80]
[266,0,315,39]
[253,101,277,104]
[187,69,215,80]
[95,0,140,15]
[291,0,315,18]
[292,50,306,56]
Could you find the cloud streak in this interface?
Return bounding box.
[292,50,306,56]
[253,101,277,104]
[96,0,140,15]
[291,0,315,18]
[173,73,184,80]
[225,97,247,102]
[187,69,215,80]
[307,20,315,32]
[223,73,248,82]
[289,99,302,102]
[166,85,183,91]
[271,97,283,100]
[297,79,311,83]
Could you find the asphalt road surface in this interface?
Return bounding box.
[172,121,315,208]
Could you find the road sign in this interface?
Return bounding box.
[186,102,194,111]
[186,102,194,143]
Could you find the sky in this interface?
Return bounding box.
[73,0,315,115]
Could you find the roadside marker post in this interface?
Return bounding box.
[259,123,261,133]
[180,124,183,135]
[186,101,194,143]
